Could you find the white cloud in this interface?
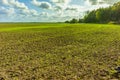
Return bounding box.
[0,7,15,15]
[0,0,38,16]
[104,0,120,4]
[39,2,52,9]
[85,0,110,10]
[86,0,120,5]
[10,0,28,9]
[1,0,28,9]
[51,0,71,11]
[51,0,71,4]
[65,5,80,11]
[0,0,120,22]
[21,9,38,16]
[1,0,9,5]
[54,5,63,11]
[32,0,52,9]
[65,7,78,11]
[40,12,49,17]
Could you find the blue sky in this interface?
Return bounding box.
[0,0,120,22]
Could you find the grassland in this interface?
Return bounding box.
[0,23,120,80]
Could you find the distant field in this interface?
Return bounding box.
[0,23,120,80]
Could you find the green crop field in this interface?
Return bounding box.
[0,23,120,80]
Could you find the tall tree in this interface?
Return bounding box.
[83,1,120,23]
[84,10,97,23]
[70,18,78,23]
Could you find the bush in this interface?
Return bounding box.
[108,21,117,24]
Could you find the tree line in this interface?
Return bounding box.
[65,2,120,24]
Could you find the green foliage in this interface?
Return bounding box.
[70,18,78,23]
[65,18,79,23]
[112,2,120,22]
[83,1,120,23]
[108,21,117,24]
[78,19,83,23]
[65,20,70,23]
[65,1,120,24]
[96,8,111,23]
[84,10,97,23]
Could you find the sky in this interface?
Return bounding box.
[0,0,120,22]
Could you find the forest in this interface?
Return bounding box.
[66,1,120,24]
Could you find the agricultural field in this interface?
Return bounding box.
[0,23,120,80]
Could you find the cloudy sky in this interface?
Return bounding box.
[0,0,120,22]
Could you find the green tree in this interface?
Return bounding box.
[78,19,83,23]
[112,2,120,23]
[84,10,97,23]
[83,1,120,23]
[70,18,78,23]
[65,21,70,23]
[96,8,111,23]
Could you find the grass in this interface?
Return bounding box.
[0,23,120,80]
